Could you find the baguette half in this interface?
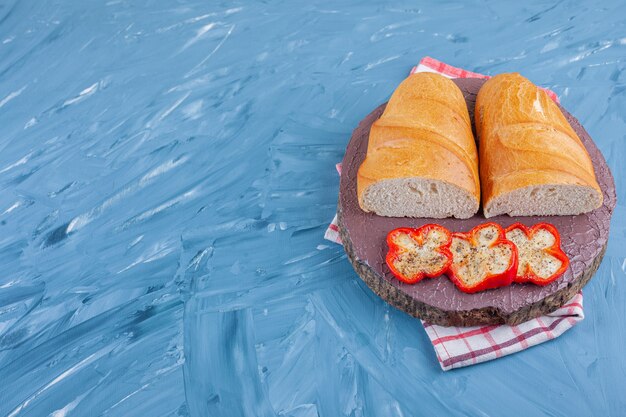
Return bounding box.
[475,73,603,218]
[357,73,480,219]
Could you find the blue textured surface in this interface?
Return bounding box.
[0,1,624,416]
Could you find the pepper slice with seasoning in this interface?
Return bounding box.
[505,222,570,286]
[447,223,518,293]
[386,224,453,284]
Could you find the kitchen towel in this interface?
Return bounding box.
[325,57,583,371]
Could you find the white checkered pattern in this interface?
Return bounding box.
[325,57,583,370]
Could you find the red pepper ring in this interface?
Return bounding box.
[447,222,518,294]
[505,222,570,286]
[385,224,453,284]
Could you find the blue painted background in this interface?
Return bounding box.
[0,1,624,416]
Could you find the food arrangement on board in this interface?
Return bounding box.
[337,70,615,327]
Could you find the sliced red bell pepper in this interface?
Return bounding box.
[386,224,453,284]
[447,222,518,293]
[505,222,569,286]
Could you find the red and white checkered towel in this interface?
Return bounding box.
[325,57,583,371]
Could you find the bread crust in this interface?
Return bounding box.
[475,73,603,216]
[357,73,480,216]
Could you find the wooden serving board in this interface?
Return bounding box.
[338,78,616,327]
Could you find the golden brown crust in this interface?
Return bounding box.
[475,73,603,212]
[357,73,480,213]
